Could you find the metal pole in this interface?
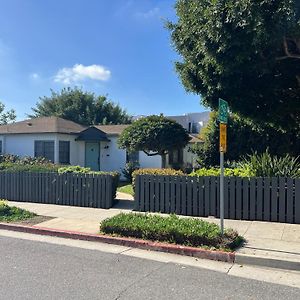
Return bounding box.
[220,151,224,235]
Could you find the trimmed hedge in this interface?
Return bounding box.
[58,166,120,198]
[132,168,185,190]
[0,158,120,200]
[0,200,36,222]
[190,167,251,178]
[100,213,243,251]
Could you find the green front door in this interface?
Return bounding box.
[85,142,100,171]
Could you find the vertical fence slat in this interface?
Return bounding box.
[160,176,165,213]
[198,177,205,216]
[286,178,294,223]
[224,177,229,219]
[249,178,256,220]
[155,176,160,212]
[295,179,300,224]
[279,178,286,223]
[175,177,181,215]
[204,177,210,217]
[263,178,271,221]
[164,176,170,213]
[256,178,263,221]
[139,175,144,211]
[229,177,236,219]
[181,177,187,215]
[271,178,278,222]
[192,177,198,216]
[210,177,216,216]
[186,177,192,216]
[242,179,249,220]
[236,177,242,220]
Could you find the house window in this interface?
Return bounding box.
[169,148,183,165]
[34,140,54,162]
[126,151,139,164]
[0,140,2,154]
[59,141,70,164]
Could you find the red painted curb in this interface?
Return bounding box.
[0,222,235,263]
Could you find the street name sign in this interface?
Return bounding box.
[218,98,228,124]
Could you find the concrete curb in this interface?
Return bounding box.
[0,222,235,263]
[235,252,300,272]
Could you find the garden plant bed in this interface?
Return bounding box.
[100,213,244,252]
[12,215,54,226]
[0,200,37,223]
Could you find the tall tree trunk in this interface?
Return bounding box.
[161,154,167,168]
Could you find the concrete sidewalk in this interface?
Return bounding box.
[7,193,300,270]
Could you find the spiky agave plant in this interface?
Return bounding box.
[240,150,300,178]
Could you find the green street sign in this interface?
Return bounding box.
[218,98,228,124]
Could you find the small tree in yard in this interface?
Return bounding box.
[118,115,190,167]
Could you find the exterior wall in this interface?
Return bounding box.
[1,133,59,162]
[139,151,162,169]
[0,133,82,165]
[165,143,198,169]
[168,112,210,134]
[0,133,165,176]
[99,137,126,173]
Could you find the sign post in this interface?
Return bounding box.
[218,99,228,235]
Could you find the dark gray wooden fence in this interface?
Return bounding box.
[134,175,300,224]
[0,172,115,208]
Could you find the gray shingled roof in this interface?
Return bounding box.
[0,117,86,134]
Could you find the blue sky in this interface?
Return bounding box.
[0,0,206,120]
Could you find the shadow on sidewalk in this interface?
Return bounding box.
[113,199,134,211]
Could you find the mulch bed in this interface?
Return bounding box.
[11,215,54,226]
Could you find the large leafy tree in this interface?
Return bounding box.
[118,115,190,166]
[0,102,16,124]
[30,87,132,125]
[191,112,298,167]
[168,0,300,133]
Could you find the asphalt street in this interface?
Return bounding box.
[0,235,299,300]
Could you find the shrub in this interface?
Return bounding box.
[132,168,185,190]
[58,165,120,199]
[190,167,252,178]
[0,200,36,222]
[100,213,243,251]
[0,154,52,165]
[240,150,300,178]
[58,165,91,174]
[121,162,140,182]
[0,162,59,173]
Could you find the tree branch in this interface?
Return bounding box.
[276,37,300,60]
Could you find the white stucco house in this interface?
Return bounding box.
[0,117,201,175]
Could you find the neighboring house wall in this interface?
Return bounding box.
[99,137,126,173]
[1,133,58,162]
[168,112,210,134]
[0,133,82,165]
[165,143,198,170]
[139,151,162,169]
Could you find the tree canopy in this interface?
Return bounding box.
[30,87,132,126]
[168,0,300,133]
[0,102,16,125]
[118,115,190,157]
[191,112,299,167]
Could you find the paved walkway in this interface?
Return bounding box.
[7,192,300,267]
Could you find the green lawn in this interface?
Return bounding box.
[117,182,134,196]
[0,200,36,222]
